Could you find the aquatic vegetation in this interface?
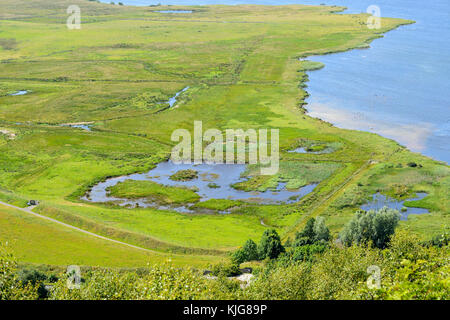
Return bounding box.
[298,60,325,71]
[234,161,341,192]
[193,199,242,211]
[107,180,200,205]
[287,139,342,154]
[170,169,198,182]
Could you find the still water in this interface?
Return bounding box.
[84,161,317,212]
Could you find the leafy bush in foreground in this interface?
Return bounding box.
[0,245,37,300]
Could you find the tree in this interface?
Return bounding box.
[231,248,246,265]
[313,217,330,243]
[242,239,258,261]
[294,217,330,246]
[231,239,259,264]
[340,207,400,248]
[258,229,285,260]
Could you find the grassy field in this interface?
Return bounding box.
[0,203,220,267]
[0,0,448,268]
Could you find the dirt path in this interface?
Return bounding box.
[0,200,159,254]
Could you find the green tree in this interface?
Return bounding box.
[242,239,258,261]
[258,229,285,260]
[294,217,330,246]
[231,239,258,264]
[340,207,400,248]
[231,248,246,265]
[313,217,330,243]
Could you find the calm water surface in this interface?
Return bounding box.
[85,161,317,212]
[361,192,429,221]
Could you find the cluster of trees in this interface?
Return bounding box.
[232,229,285,265]
[232,207,400,267]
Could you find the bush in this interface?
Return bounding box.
[0,245,38,300]
[17,268,49,299]
[211,262,241,277]
[291,243,327,262]
[340,207,400,248]
[426,232,450,248]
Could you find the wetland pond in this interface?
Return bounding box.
[9,90,28,96]
[59,88,189,132]
[361,192,429,220]
[155,10,193,13]
[61,123,92,131]
[288,145,335,154]
[84,161,317,213]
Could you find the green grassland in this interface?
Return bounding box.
[0,203,219,267]
[0,0,448,267]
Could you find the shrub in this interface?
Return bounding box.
[211,262,241,277]
[17,268,49,299]
[232,239,259,265]
[291,243,327,262]
[0,245,38,300]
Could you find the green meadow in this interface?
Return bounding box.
[0,0,448,268]
[0,203,220,267]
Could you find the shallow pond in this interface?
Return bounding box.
[288,146,334,154]
[155,10,193,13]
[61,124,92,131]
[360,192,429,220]
[9,90,28,96]
[84,161,317,212]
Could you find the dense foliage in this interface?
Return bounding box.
[232,229,285,264]
[1,230,448,300]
